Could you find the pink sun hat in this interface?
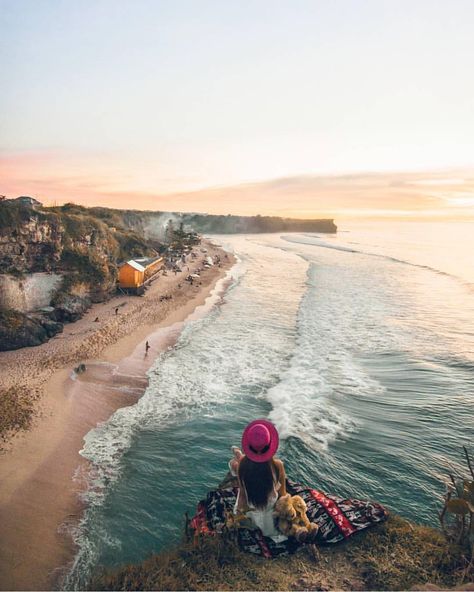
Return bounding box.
[241,419,279,463]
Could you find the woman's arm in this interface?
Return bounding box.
[236,476,249,512]
[275,459,287,497]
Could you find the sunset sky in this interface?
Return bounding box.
[1,0,474,219]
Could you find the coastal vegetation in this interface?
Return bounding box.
[34,202,338,238]
[49,204,338,235]
[0,199,159,441]
[439,447,474,566]
[90,515,471,591]
[178,213,337,234]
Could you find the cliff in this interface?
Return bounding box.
[85,208,337,238]
[0,201,158,350]
[90,515,471,591]
[0,202,157,290]
[180,213,337,234]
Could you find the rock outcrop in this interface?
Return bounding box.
[51,293,91,323]
[0,309,63,351]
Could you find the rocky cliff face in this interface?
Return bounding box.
[0,209,63,272]
[0,202,157,350]
[0,202,155,296]
[0,273,63,313]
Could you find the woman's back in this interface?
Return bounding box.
[238,457,283,505]
[236,456,287,542]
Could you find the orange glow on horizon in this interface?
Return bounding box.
[1,151,474,221]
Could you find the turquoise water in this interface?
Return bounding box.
[68,223,474,588]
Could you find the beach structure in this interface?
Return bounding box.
[118,256,163,294]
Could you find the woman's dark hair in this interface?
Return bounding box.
[238,456,279,509]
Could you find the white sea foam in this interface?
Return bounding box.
[265,256,387,449]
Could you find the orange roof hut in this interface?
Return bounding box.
[118,256,163,294]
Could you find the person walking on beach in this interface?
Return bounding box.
[115,307,119,315]
[145,341,151,354]
[229,419,290,543]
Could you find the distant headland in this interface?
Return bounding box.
[1,196,337,235]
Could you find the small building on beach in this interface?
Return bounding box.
[118,256,163,294]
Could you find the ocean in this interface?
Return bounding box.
[67,221,474,588]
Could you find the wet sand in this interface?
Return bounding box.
[0,241,235,591]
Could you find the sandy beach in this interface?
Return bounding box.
[0,240,235,591]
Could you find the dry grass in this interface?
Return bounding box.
[347,515,470,590]
[0,385,38,443]
[90,536,360,591]
[89,516,472,591]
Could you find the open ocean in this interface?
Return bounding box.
[67,221,474,588]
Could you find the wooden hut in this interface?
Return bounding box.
[118,256,163,294]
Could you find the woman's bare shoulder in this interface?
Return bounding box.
[274,458,285,470]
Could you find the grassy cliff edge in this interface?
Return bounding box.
[90,515,472,591]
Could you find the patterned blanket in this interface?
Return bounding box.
[190,479,388,558]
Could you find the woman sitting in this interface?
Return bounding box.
[192,418,388,557]
[230,419,295,543]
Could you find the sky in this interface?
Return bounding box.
[1,0,474,219]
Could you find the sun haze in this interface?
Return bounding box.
[1,0,474,218]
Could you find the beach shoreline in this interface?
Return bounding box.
[0,240,236,591]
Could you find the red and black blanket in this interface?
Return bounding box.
[190,479,388,558]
